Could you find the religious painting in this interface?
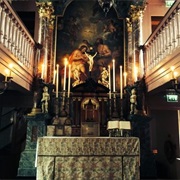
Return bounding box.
[56,0,124,90]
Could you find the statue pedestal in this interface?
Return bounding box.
[17,113,50,177]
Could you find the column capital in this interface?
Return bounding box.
[36,2,54,18]
[128,5,146,22]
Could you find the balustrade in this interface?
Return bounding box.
[145,1,180,73]
[0,0,35,72]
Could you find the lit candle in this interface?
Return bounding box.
[41,64,44,79]
[53,70,56,84]
[56,64,59,98]
[108,65,111,99]
[68,64,71,98]
[124,72,127,87]
[63,58,67,91]
[112,59,115,92]
[9,64,13,77]
[4,69,9,82]
[134,65,138,82]
[170,66,177,79]
[120,65,123,99]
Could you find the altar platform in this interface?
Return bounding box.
[35,137,140,180]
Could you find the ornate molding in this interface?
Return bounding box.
[128,4,146,22]
[36,2,54,18]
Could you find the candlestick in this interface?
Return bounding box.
[124,72,127,87]
[63,58,67,91]
[134,65,138,82]
[56,64,59,98]
[68,64,71,98]
[53,70,56,84]
[41,64,44,79]
[112,59,115,92]
[108,65,111,99]
[120,66,123,99]
[44,46,48,81]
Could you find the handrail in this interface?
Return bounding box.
[144,1,180,73]
[0,0,35,72]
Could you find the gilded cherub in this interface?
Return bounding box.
[41,86,50,113]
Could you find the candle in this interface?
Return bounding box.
[4,69,9,82]
[170,66,178,79]
[56,64,59,98]
[9,64,13,77]
[124,72,127,87]
[68,64,71,98]
[41,64,44,79]
[53,70,56,84]
[120,65,123,99]
[112,59,115,92]
[44,46,48,81]
[63,58,67,91]
[134,65,138,82]
[108,65,111,99]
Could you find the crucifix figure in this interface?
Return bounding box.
[85,52,97,72]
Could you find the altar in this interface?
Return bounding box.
[36,137,140,180]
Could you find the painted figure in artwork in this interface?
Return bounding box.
[94,37,112,75]
[85,52,97,72]
[69,44,89,84]
[41,86,50,113]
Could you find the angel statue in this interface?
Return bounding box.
[98,67,109,87]
[41,86,50,113]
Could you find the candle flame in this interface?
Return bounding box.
[124,72,127,77]
[64,58,68,65]
[170,66,175,71]
[9,63,13,69]
[5,69,10,75]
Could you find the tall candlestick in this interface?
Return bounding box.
[53,70,56,84]
[108,65,111,99]
[68,64,71,98]
[120,65,123,99]
[41,64,44,79]
[44,46,48,82]
[56,64,59,98]
[112,59,115,92]
[63,58,67,91]
[134,66,138,82]
[124,72,127,87]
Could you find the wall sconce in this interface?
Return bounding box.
[0,64,13,95]
[170,66,180,94]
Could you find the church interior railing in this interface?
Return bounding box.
[0,0,35,92]
[144,1,180,92]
